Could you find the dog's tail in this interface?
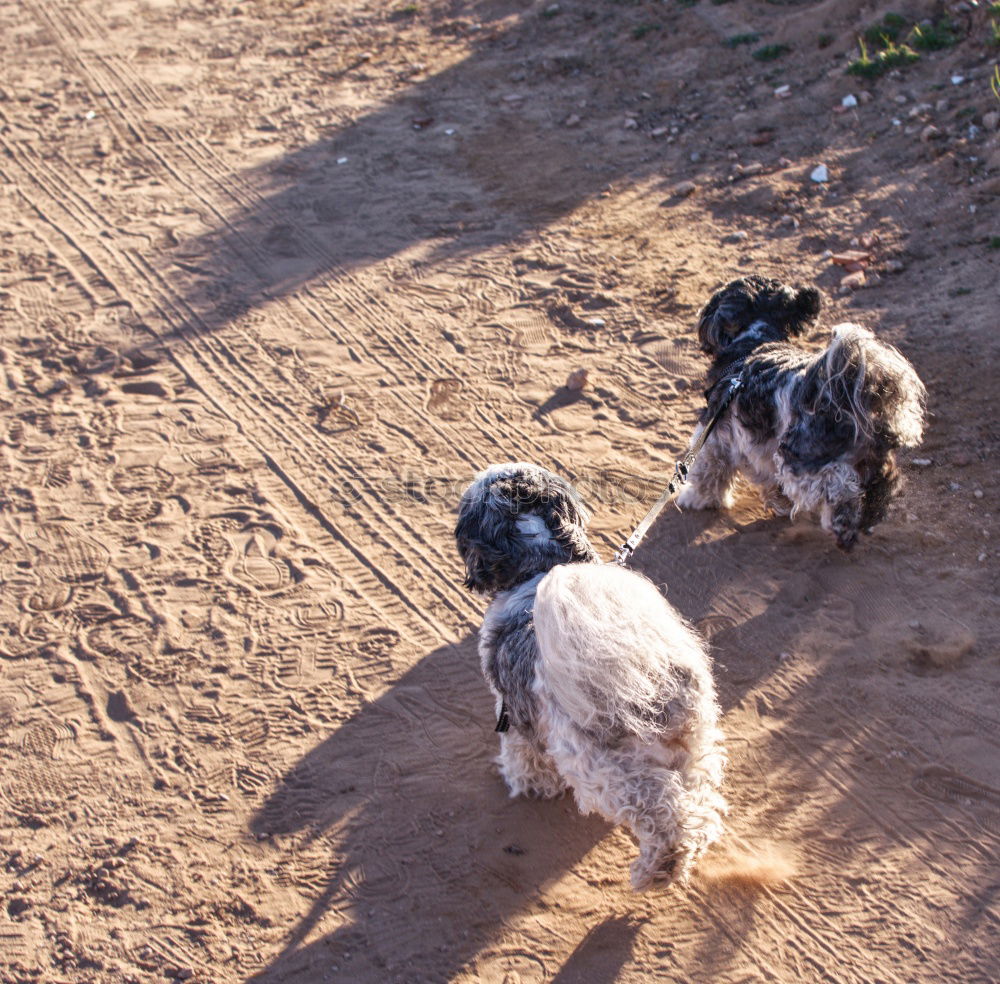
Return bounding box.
[532,563,721,752]
[815,324,926,449]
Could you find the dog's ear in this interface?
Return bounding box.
[785,285,821,336]
[697,277,765,355]
[455,486,517,593]
[525,472,594,565]
[696,286,733,355]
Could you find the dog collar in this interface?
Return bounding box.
[495,700,510,733]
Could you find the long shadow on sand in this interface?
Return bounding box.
[245,631,609,983]
[137,0,705,354]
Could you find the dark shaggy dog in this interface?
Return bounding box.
[677,275,926,549]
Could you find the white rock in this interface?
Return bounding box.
[912,458,932,467]
[951,75,965,86]
[774,85,791,99]
[810,164,829,183]
[841,94,858,108]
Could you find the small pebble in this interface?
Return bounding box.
[974,489,984,499]
[674,180,697,197]
[841,94,858,108]
[774,85,791,99]
[911,458,932,467]
[810,164,829,183]
[566,368,588,391]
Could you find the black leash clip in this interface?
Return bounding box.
[495,701,510,733]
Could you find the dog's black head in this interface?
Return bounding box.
[697,275,821,356]
[455,462,597,594]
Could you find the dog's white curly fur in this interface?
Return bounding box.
[531,563,726,888]
[457,464,726,890]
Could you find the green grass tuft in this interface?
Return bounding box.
[863,13,907,47]
[633,22,661,39]
[725,32,760,47]
[910,20,960,52]
[848,38,919,78]
[752,43,791,62]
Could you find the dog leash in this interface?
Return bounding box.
[613,374,743,567]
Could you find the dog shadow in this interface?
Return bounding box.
[549,914,645,984]
[245,632,610,983]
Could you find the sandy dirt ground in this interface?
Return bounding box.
[1,0,999,981]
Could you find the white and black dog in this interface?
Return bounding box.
[455,463,726,889]
[678,275,927,550]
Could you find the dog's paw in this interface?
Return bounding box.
[676,485,732,511]
[496,757,564,800]
[676,485,713,511]
[630,849,686,891]
[761,485,793,517]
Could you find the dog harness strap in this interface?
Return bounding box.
[614,375,743,566]
[495,701,510,733]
